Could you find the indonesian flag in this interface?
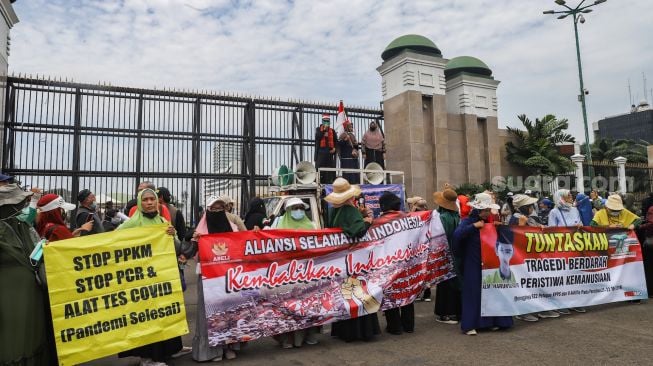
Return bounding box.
[334,100,349,136]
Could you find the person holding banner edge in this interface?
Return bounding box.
[453,192,513,336]
[325,177,380,342]
[192,195,244,362]
[433,185,462,325]
[116,188,183,366]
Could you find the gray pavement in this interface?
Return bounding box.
[85,261,653,366]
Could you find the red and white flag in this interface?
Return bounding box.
[334,100,349,135]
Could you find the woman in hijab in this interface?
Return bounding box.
[325,178,377,342]
[116,189,182,366]
[547,190,582,228]
[271,197,318,348]
[243,197,267,230]
[192,196,243,362]
[453,193,513,335]
[575,193,593,226]
[0,184,50,365]
[338,120,360,184]
[361,120,385,169]
[638,205,653,297]
[36,194,93,241]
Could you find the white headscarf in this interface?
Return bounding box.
[554,189,573,211]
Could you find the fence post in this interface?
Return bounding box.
[571,154,585,193]
[70,88,82,228]
[192,97,201,225]
[135,94,143,188]
[2,82,15,170]
[614,156,627,194]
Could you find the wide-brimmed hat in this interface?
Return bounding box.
[0,184,33,206]
[468,192,500,210]
[325,178,361,205]
[37,194,76,212]
[512,194,538,208]
[605,194,624,211]
[433,185,458,212]
[285,197,309,210]
[0,172,13,182]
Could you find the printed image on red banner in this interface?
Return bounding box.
[197,210,455,345]
[480,225,648,316]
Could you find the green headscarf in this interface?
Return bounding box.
[275,210,315,230]
[116,189,167,230]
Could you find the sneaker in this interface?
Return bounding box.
[424,298,432,302]
[305,335,319,345]
[211,355,223,362]
[224,349,237,360]
[490,326,500,331]
[140,359,153,366]
[572,307,587,313]
[435,316,458,325]
[554,308,571,315]
[515,314,539,322]
[465,329,477,336]
[171,346,192,358]
[537,311,560,319]
[281,341,293,349]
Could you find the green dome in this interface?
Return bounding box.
[381,34,442,61]
[444,56,492,78]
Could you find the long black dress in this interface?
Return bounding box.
[337,132,360,184]
[328,205,380,342]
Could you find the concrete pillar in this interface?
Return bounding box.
[0,1,19,166]
[571,154,585,193]
[613,156,627,194]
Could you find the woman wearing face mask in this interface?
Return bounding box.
[270,198,318,348]
[453,193,513,335]
[116,189,182,366]
[538,198,554,226]
[243,197,268,230]
[338,120,361,184]
[36,194,93,241]
[0,184,51,365]
[192,196,245,362]
[361,120,386,169]
[591,194,642,230]
[547,190,586,315]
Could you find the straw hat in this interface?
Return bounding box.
[604,194,624,211]
[407,196,424,205]
[325,178,361,205]
[433,185,459,212]
[512,194,538,208]
[468,192,500,210]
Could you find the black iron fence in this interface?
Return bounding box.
[1,77,383,225]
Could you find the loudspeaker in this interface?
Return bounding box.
[271,165,293,186]
[295,161,317,184]
[364,162,384,184]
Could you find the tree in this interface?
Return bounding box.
[505,114,575,176]
[581,138,648,163]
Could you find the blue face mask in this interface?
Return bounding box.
[89,202,97,211]
[291,209,306,220]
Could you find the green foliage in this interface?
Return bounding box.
[505,114,576,176]
[581,138,648,163]
[455,181,495,197]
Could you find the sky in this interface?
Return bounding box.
[9,0,653,143]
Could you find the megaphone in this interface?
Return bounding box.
[364,162,384,184]
[271,165,293,186]
[295,161,317,184]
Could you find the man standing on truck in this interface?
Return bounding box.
[315,113,337,184]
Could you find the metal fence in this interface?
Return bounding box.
[1,77,383,225]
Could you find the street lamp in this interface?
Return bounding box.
[543,0,607,179]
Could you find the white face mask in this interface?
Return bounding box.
[290,209,306,220]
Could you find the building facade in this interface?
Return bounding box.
[378,34,522,199]
[594,101,653,142]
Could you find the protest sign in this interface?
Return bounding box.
[198,210,453,345]
[44,224,188,365]
[480,225,648,316]
[324,184,405,217]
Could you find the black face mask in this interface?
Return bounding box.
[143,211,158,219]
[206,210,233,234]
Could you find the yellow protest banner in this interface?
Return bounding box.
[44,224,188,365]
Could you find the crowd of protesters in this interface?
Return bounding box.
[2,164,653,365]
